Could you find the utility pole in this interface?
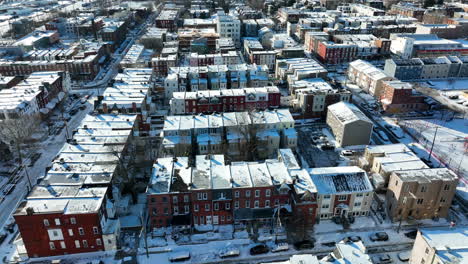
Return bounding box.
[428,126,438,161]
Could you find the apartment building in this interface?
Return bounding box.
[275,58,328,89]
[216,12,241,47]
[389,4,426,21]
[178,28,219,52]
[156,9,179,31]
[361,144,430,188]
[14,114,137,258]
[390,34,468,58]
[187,51,242,67]
[243,38,276,71]
[170,86,281,115]
[100,20,128,46]
[348,60,393,98]
[326,102,373,147]
[291,78,352,119]
[309,166,374,220]
[386,168,458,221]
[161,109,297,159]
[409,227,467,264]
[380,80,428,113]
[147,149,315,228]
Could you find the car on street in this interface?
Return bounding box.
[271,243,289,253]
[404,230,418,239]
[345,236,362,242]
[219,247,240,258]
[373,254,393,264]
[294,240,314,250]
[398,252,410,262]
[168,251,190,262]
[370,232,389,242]
[250,244,269,255]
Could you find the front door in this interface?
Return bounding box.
[213,216,219,225]
[334,207,341,216]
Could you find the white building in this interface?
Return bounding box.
[348,60,393,98]
[216,11,241,47]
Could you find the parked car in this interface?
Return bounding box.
[219,247,240,258]
[345,236,362,242]
[341,150,354,156]
[0,232,6,245]
[294,240,314,250]
[69,108,79,116]
[250,244,269,255]
[321,241,336,247]
[374,254,393,264]
[169,251,190,262]
[370,232,389,242]
[271,243,289,253]
[2,184,15,195]
[398,252,410,262]
[404,230,418,239]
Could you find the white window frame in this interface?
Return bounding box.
[70,217,76,224]
[255,190,260,197]
[78,227,85,236]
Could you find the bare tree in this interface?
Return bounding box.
[0,114,40,164]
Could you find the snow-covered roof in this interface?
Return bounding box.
[248,163,273,187]
[330,241,372,264]
[266,159,292,185]
[309,166,373,195]
[278,149,300,170]
[420,227,468,263]
[392,168,458,183]
[327,102,372,125]
[230,162,253,188]
[149,157,191,194]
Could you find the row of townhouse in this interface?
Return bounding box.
[164,64,269,99]
[169,86,281,115]
[0,43,109,81]
[384,55,468,80]
[14,114,138,258]
[187,51,242,67]
[348,59,429,113]
[147,149,374,229]
[275,58,328,92]
[161,109,297,160]
[0,71,70,120]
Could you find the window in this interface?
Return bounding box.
[60,241,66,249]
[194,204,199,212]
[221,215,225,222]
[152,208,157,216]
[417,199,424,205]
[444,184,450,191]
[200,216,205,224]
[265,200,270,207]
[226,203,230,210]
[235,191,240,198]
[354,202,361,207]
[44,219,50,227]
[309,208,314,215]
[275,199,279,205]
[96,239,102,246]
[254,200,259,208]
[246,190,251,197]
[49,242,55,250]
[184,195,189,203]
[214,203,219,211]
[184,205,190,214]
[203,193,208,200]
[70,217,76,224]
[173,196,178,203]
[255,190,260,197]
[356,193,363,197]
[338,195,347,201]
[205,204,210,211]
[78,228,85,235]
[83,240,88,248]
[75,240,80,248]
[322,204,329,209]
[173,207,179,214]
[425,248,430,254]
[68,229,73,236]
[162,197,168,203]
[93,226,99,235]
[227,215,232,221]
[197,193,203,200]
[235,201,239,209]
[55,219,61,225]
[245,200,250,208]
[266,189,271,197]
[395,180,398,186]
[420,186,427,193]
[440,197,446,203]
[164,208,169,215]
[323,195,331,199]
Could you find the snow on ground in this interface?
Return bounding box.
[398,117,468,180]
